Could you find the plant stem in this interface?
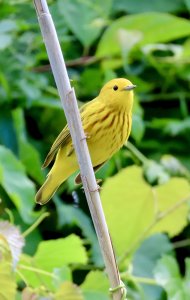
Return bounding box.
[140,92,190,102]
[120,272,159,286]
[22,212,50,238]
[179,94,188,119]
[18,264,57,278]
[16,269,29,286]
[173,239,190,249]
[32,56,99,72]
[4,208,14,224]
[33,1,125,299]
[125,141,149,165]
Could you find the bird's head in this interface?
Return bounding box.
[99,78,136,112]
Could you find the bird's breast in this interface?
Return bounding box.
[84,110,132,166]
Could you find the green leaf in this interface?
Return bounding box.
[101,166,190,256]
[55,199,103,267]
[133,234,173,300]
[101,166,154,255]
[58,0,112,47]
[113,0,185,14]
[131,96,145,142]
[184,258,190,280]
[0,33,12,50]
[154,256,184,297]
[154,256,190,299]
[184,258,190,297]
[55,281,84,300]
[16,254,39,288]
[96,13,190,57]
[131,114,145,143]
[133,234,173,278]
[160,155,190,180]
[21,286,52,300]
[0,20,17,50]
[0,235,17,300]
[154,255,180,282]
[144,160,170,185]
[53,266,72,289]
[184,0,190,11]
[81,271,109,300]
[0,261,17,299]
[79,68,103,98]
[18,235,87,290]
[0,146,36,224]
[0,20,17,33]
[150,178,190,237]
[116,29,143,62]
[0,110,17,152]
[12,108,44,184]
[164,118,190,136]
[17,78,42,101]
[34,234,87,270]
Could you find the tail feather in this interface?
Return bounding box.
[35,174,60,205]
[36,147,78,205]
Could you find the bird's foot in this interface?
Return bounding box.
[80,179,102,192]
[89,184,101,193]
[89,179,102,192]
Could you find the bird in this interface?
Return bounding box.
[35,78,136,205]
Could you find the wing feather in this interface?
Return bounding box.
[42,125,70,168]
[42,97,98,168]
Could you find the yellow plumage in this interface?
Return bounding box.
[36,78,136,205]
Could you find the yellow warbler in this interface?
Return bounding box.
[36,78,136,205]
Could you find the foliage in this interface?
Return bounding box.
[0,0,190,299]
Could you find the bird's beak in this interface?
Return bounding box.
[123,84,137,91]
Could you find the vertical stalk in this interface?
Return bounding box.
[33,1,126,299]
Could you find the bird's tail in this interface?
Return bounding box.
[35,147,78,205]
[35,173,61,205]
[35,159,77,205]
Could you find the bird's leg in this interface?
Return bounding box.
[80,179,102,192]
[89,183,101,193]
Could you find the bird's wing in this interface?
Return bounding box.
[42,97,99,168]
[42,125,70,168]
[79,97,98,117]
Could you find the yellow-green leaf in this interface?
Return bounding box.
[0,235,16,300]
[17,235,87,290]
[58,0,112,47]
[34,234,87,270]
[21,287,52,300]
[101,166,190,257]
[150,178,190,236]
[101,166,154,256]
[55,281,83,300]
[0,261,17,300]
[0,145,36,224]
[96,13,190,57]
[81,271,109,300]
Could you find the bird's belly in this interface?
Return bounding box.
[87,130,123,166]
[87,113,131,166]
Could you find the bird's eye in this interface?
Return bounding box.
[113,85,118,91]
